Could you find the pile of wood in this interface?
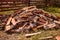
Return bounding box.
[0,14,10,30]
[0,6,60,33]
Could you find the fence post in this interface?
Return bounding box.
[27,0,30,6]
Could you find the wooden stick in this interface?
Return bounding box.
[39,36,53,40]
[25,32,41,37]
[54,20,60,24]
[5,17,12,31]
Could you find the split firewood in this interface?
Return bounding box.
[19,12,32,18]
[11,22,28,32]
[6,16,12,25]
[5,25,14,31]
[5,17,12,31]
[56,36,60,40]
[37,21,48,28]
[47,23,56,28]
[54,20,60,24]
[25,32,41,37]
[20,6,37,15]
[22,6,36,11]
[11,27,23,33]
[33,16,39,22]
[11,18,17,25]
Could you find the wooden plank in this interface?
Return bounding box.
[39,36,53,40]
[25,32,41,37]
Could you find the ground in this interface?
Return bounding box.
[0,7,60,40]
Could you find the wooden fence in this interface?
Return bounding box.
[0,0,60,12]
[0,1,45,11]
[0,2,28,11]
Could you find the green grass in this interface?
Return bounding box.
[43,7,60,13]
[16,29,60,40]
[42,7,60,16]
[0,11,14,14]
